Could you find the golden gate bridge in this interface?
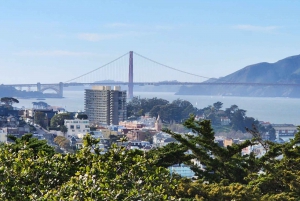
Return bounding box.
[3,51,300,98]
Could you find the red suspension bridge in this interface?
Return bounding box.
[3,51,300,98]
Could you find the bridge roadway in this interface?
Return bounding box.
[4,82,300,98]
[64,82,300,87]
[4,82,300,88]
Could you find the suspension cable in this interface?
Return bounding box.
[133,51,216,80]
[65,52,129,83]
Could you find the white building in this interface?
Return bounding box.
[64,119,90,136]
[0,129,7,143]
[77,130,105,139]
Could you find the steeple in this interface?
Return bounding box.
[155,115,162,131]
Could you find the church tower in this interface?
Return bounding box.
[155,115,162,131]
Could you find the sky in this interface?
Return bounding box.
[1,1,300,84]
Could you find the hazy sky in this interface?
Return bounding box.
[1,1,300,84]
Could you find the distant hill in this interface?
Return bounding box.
[176,54,300,97]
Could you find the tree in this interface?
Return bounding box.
[50,113,72,127]
[34,111,46,127]
[0,134,177,200]
[213,101,223,111]
[54,136,71,150]
[127,97,170,117]
[60,125,68,136]
[268,127,276,141]
[76,113,88,120]
[0,97,19,108]
[7,133,55,156]
[162,116,258,184]
[147,142,194,168]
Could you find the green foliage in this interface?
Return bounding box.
[32,101,49,109]
[163,116,258,184]
[34,111,46,127]
[60,125,68,134]
[76,113,88,120]
[0,134,177,200]
[54,136,71,150]
[2,117,300,200]
[43,143,176,200]
[50,113,72,127]
[127,97,170,117]
[148,117,300,200]
[0,97,19,106]
[7,133,55,156]
[147,142,194,168]
[127,97,198,123]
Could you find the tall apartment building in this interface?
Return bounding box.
[85,86,127,125]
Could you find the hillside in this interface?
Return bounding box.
[176,54,300,97]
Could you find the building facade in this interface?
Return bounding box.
[64,119,90,136]
[85,86,127,125]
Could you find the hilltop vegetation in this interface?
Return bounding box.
[1,118,300,200]
[127,97,275,139]
[177,54,300,97]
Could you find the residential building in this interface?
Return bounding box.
[119,121,144,129]
[0,129,7,143]
[272,124,298,141]
[64,119,90,136]
[85,86,127,125]
[220,117,231,126]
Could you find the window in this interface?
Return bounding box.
[85,125,89,128]
[72,130,75,132]
[70,125,74,129]
[76,125,80,129]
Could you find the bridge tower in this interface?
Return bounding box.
[128,51,134,99]
[37,82,41,92]
[59,82,64,98]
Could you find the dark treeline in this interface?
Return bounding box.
[127,97,275,139]
[127,97,197,123]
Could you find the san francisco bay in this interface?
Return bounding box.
[15,90,300,125]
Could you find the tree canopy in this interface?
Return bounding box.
[50,113,72,127]
[0,97,19,107]
[149,116,300,200]
[0,134,176,200]
[1,117,300,200]
[76,113,88,120]
[127,97,198,123]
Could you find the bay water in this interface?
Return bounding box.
[15,91,300,126]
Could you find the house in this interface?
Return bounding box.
[18,124,30,135]
[223,138,240,147]
[64,119,90,136]
[272,124,298,141]
[126,130,146,141]
[152,132,176,147]
[220,117,231,126]
[119,121,144,129]
[2,127,19,135]
[7,115,18,127]
[0,129,7,143]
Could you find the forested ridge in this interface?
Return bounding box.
[127,97,275,139]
